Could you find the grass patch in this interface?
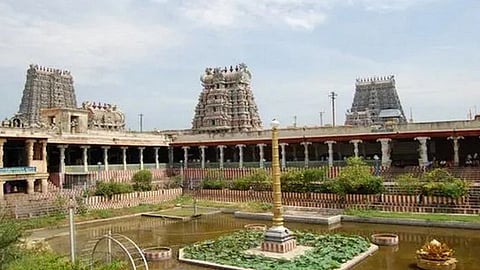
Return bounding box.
[344,209,480,223]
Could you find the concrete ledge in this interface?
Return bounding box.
[338,244,378,270]
[234,211,342,225]
[141,213,190,220]
[342,215,480,230]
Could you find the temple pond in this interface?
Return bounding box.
[46,214,480,269]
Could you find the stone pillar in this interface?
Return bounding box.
[349,139,362,157]
[182,146,190,169]
[448,136,464,166]
[58,144,67,189]
[139,147,145,170]
[415,137,430,166]
[324,141,336,167]
[154,147,160,169]
[81,146,89,172]
[376,138,392,167]
[236,144,245,168]
[25,139,35,167]
[0,138,6,168]
[102,146,110,171]
[257,143,266,168]
[168,146,174,168]
[313,144,320,161]
[280,143,288,170]
[27,178,34,195]
[121,147,128,170]
[41,140,47,161]
[217,145,226,169]
[199,146,207,169]
[0,181,4,199]
[40,140,47,173]
[41,178,48,193]
[292,144,297,161]
[300,142,312,167]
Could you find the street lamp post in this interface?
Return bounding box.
[262,119,297,253]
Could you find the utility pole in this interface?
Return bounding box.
[293,115,297,128]
[139,113,144,132]
[329,91,337,127]
[319,111,325,126]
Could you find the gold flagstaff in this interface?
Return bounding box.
[271,118,283,227]
[261,119,297,254]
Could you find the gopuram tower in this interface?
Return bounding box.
[192,63,262,133]
[345,75,406,127]
[16,64,77,126]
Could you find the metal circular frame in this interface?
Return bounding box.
[90,233,149,270]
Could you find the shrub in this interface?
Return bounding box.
[0,215,22,267]
[421,169,469,198]
[5,249,127,270]
[441,179,469,198]
[280,168,327,193]
[396,174,421,195]
[5,250,73,270]
[94,181,133,198]
[231,178,251,190]
[165,175,183,189]
[201,169,228,189]
[132,170,153,191]
[280,170,305,192]
[246,170,272,191]
[231,170,272,191]
[302,168,327,183]
[335,157,384,195]
[202,178,226,189]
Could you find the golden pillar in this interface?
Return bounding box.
[271,119,283,226]
[262,119,297,254]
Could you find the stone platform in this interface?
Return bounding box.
[246,245,313,261]
[234,210,342,225]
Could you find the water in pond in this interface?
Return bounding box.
[46,214,479,269]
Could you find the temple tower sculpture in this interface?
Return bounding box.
[345,75,406,127]
[192,63,262,133]
[16,64,77,126]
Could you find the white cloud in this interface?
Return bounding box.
[351,0,439,12]
[0,1,179,81]
[177,0,331,31]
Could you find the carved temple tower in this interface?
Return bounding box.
[345,75,406,127]
[192,63,262,133]
[16,64,77,126]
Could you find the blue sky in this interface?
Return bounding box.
[0,0,479,130]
